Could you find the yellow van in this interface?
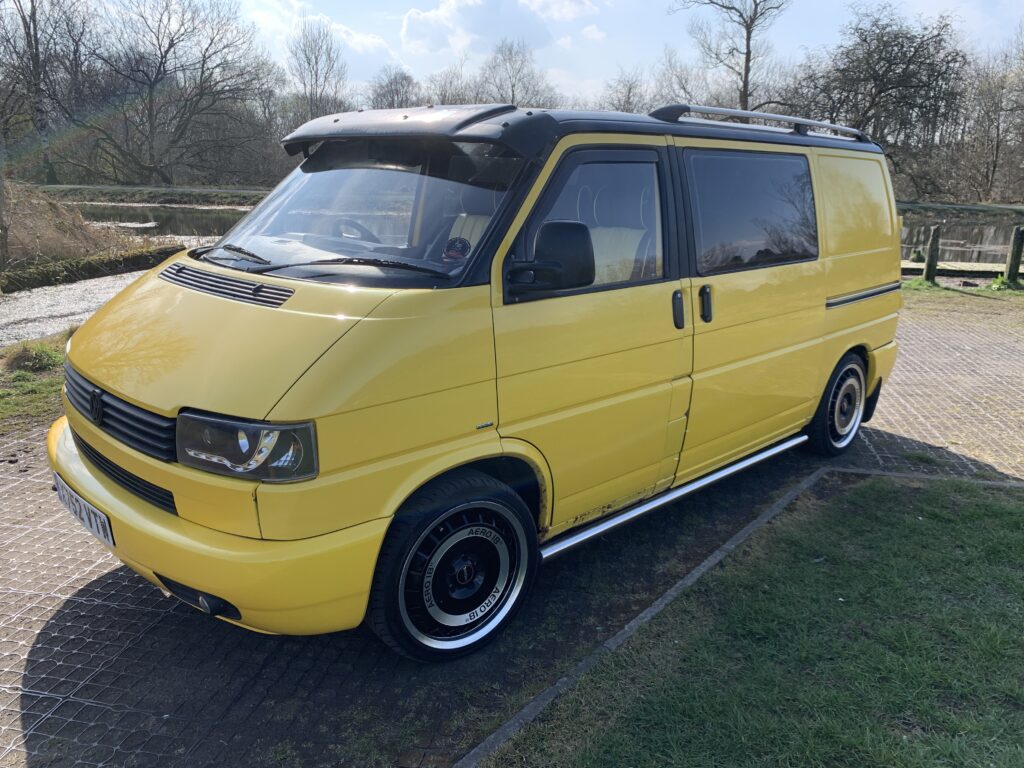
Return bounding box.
[48,104,900,660]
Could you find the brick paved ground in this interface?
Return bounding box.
[0,288,1021,767]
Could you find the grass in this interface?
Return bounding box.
[902,276,944,291]
[0,332,69,432]
[488,476,1024,768]
[900,449,944,467]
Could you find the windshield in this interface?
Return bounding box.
[208,138,525,287]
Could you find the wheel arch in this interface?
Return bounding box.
[843,343,878,394]
[384,438,554,536]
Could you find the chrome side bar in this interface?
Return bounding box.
[539,434,809,561]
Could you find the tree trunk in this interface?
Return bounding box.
[738,23,753,119]
[0,132,9,271]
[924,225,941,282]
[1005,226,1023,284]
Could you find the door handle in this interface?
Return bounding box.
[699,285,713,323]
[671,289,685,329]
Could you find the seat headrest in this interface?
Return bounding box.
[460,186,498,217]
[592,184,646,229]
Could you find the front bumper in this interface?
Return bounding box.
[47,416,390,635]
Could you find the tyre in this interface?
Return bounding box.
[367,469,538,661]
[805,352,868,456]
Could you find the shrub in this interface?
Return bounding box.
[989,275,1020,291]
[7,343,64,373]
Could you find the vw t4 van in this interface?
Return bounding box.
[48,103,900,660]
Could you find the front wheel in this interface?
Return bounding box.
[805,353,868,456]
[367,470,538,661]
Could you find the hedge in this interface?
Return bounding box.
[0,244,184,294]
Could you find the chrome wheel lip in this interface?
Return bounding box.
[828,362,865,449]
[398,500,529,651]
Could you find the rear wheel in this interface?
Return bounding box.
[367,469,538,661]
[805,353,867,456]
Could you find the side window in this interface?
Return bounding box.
[527,160,664,288]
[686,150,818,276]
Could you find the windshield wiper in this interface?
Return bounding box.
[201,243,271,265]
[250,256,451,279]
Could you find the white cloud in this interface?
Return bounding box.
[556,34,573,48]
[332,22,391,55]
[242,0,395,64]
[401,0,483,56]
[581,23,605,41]
[518,0,599,21]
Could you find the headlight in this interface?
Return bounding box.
[176,411,317,482]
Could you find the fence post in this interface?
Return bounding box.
[1006,226,1023,284]
[924,225,941,282]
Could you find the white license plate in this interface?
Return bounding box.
[54,472,115,548]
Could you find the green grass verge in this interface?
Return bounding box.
[0,244,182,293]
[0,334,68,434]
[902,277,944,291]
[489,476,1024,768]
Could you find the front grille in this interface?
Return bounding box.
[72,429,177,514]
[159,262,294,308]
[64,364,177,461]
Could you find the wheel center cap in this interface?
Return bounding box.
[453,559,476,586]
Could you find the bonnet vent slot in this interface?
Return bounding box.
[159,263,294,308]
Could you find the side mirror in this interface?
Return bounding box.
[507,221,595,295]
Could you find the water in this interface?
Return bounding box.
[72,202,248,237]
[901,222,1016,264]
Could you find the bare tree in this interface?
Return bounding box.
[287,16,347,121]
[670,0,790,111]
[953,56,1019,201]
[56,0,275,184]
[0,80,16,268]
[368,65,422,109]
[600,67,652,113]
[781,5,968,199]
[0,4,26,266]
[0,0,65,181]
[425,55,479,104]
[651,46,705,106]
[478,38,560,107]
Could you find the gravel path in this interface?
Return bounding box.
[0,272,146,346]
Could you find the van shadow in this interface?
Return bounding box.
[17,430,1017,768]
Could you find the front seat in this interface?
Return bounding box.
[447,186,497,254]
[588,186,656,284]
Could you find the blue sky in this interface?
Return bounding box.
[240,0,1023,97]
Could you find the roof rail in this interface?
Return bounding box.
[648,104,871,143]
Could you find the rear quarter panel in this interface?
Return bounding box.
[812,149,901,386]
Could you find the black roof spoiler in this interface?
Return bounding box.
[280,104,562,160]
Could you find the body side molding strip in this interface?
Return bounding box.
[826,281,901,310]
[539,434,809,560]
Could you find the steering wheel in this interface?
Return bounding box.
[335,218,382,244]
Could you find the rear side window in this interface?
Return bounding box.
[685,150,818,275]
